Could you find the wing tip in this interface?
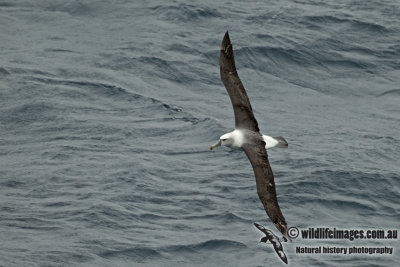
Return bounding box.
[224,30,229,38]
[221,30,231,51]
[254,222,261,229]
[275,222,289,238]
[220,30,236,72]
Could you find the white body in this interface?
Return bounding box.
[219,129,285,150]
[220,129,245,148]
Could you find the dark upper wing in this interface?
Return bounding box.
[255,223,288,264]
[219,31,259,132]
[254,222,268,234]
[243,142,287,236]
[271,241,288,264]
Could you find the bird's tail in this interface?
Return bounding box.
[263,135,288,149]
[272,136,288,148]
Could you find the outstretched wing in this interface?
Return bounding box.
[255,223,288,264]
[219,31,259,132]
[270,240,288,264]
[254,222,269,234]
[243,142,288,236]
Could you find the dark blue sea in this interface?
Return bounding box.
[1,0,399,266]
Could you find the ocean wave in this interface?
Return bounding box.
[0,102,57,125]
[236,46,314,70]
[161,239,247,253]
[0,2,14,7]
[181,211,251,224]
[302,15,390,34]
[42,1,94,16]
[236,43,376,74]
[0,66,11,77]
[149,3,222,22]
[23,76,195,120]
[99,247,164,261]
[376,88,400,97]
[309,198,376,214]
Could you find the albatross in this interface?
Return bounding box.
[210,31,289,236]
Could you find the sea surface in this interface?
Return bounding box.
[1,0,399,266]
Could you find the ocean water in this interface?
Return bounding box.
[1,0,399,266]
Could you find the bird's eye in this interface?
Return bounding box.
[222,139,227,141]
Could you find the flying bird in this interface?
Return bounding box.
[254,222,288,264]
[210,31,289,236]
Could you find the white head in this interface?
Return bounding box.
[210,132,235,150]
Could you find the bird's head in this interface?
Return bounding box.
[209,132,234,150]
